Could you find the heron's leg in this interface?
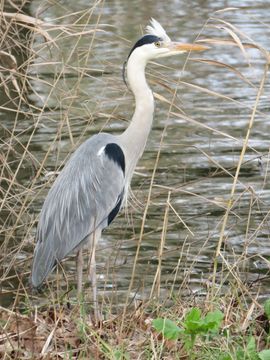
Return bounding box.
[76,248,83,297]
[88,229,101,322]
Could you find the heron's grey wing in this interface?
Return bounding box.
[31,134,125,287]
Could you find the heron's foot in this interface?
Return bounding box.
[89,304,103,325]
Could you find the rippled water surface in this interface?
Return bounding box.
[1,0,270,307]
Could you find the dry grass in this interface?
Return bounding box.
[1,2,270,359]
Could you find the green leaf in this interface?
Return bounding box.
[264,299,270,320]
[203,310,224,332]
[183,308,224,334]
[185,308,202,322]
[184,308,202,332]
[204,310,224,325]
[152,318,182,340]
[258,350,270,360]
[247,336,257,353]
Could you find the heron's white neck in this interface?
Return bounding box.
[120,54,154,179]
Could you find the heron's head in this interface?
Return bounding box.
[127,19,208,63]
[123,19,208,87]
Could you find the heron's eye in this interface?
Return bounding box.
[154,41,161,48]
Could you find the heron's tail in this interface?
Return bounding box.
[31,240,56,288]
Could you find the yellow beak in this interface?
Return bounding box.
[170,42,210,52]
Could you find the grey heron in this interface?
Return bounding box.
[31,19,207,319]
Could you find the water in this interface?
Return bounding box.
[1,0,270,307]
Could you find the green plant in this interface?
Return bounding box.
[153,307,224,351]
[235,336,270,360]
